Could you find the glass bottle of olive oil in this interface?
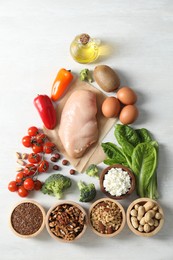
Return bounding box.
[70,33,100,64]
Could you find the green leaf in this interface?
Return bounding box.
[136,128,153,143]
[101,142,127,163]
[115,124,141,147]
[114,124,140,156]
[103,158,128,167]
[146,172,159,199]
[150,141,159,152]
[121,140,134,157]
[131,143,157,197]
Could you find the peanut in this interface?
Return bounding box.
[131,217,139,229]
[153,206,158,211]
[148,218,154,226]
[139,217,146,226]
[130,209,138,217]
[155,212,162,220]
[137,206,145,219]
[144,223,151,233]
[143,201,155,211]
[144,210,155,222]
[134,204,140,211]
[138,225,144,232]
[154,219,159,227]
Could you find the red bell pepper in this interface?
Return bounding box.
[51,68,73,102]
[34,95,57,130]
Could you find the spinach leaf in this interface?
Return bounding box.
[131,143,157,197]
[136,128,153,143]
[101,142,127,164]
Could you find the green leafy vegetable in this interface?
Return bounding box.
[135,128,152,143]
[101,124,159,199]
[101,142,127,164]
[131,143,157,197]
[115,124,141,147]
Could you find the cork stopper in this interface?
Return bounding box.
[79,34,90,45]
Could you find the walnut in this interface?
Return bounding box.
[48,204,86,241]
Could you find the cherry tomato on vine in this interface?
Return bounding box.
[28,153,41,164]
[43,142,56,154]
[8,181,18,192]
[24,164,37,176]
[32,143,43,153]
[18,186,28,197]
[36,133,47,144]
[23,178,35,191]
[22,135,32,147]
[28,126,39,136]
[34,180,43,190]
[16,171,25,183]
[38,160,49,173]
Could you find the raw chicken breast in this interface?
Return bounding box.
[58,89,98,158]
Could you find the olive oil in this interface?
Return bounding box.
[70,33,100,64]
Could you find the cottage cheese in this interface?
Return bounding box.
[103,167,131,196]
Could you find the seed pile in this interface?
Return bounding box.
[11,202,43,235]
[90,200,123,234]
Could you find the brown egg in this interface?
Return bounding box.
[119,105,139,124]
[102,97,121,118]
[117,86,137,105]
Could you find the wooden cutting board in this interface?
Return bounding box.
[43,78,117,172]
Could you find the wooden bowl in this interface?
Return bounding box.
[100,164,136,200]
[126,198,164,237]
[9,200,46,238]
[89,198,126,237]
[45,201,87,242]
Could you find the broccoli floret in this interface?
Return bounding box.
[86,164,99,179]
[79,69,93,83]
[41,173,71,199]
[77,181,96,202]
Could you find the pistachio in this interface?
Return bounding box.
[15,152,21,159]
[17,159,26,166]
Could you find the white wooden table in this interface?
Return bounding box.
[0,1,173,259]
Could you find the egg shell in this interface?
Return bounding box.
[117,86,137,105]
[119,105,139,124]
[102,97,121,118]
